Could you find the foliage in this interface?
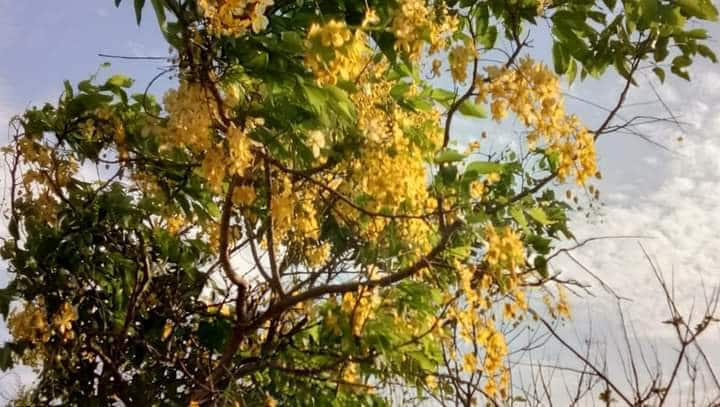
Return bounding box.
[0,0,716,405]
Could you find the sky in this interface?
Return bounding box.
[0,0,719,404]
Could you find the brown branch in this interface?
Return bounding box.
[219,176,249,288]
[534,311,634,406]
[241,220,463,336]
[263,159,284,296]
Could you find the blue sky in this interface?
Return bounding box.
[0,1,168,120]
[0,0,719,403]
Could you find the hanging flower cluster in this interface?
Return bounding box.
[197,0,274,37]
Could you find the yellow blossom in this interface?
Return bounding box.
[470,180,485,200]
[483,225,525,272]
[305,20,370,85]
[227,125,254,176]
[52,303,77,341]
[232,185,257,206]
[201,145,227,193]
[476,57,597,184]
[162,82,216,153]
[198,0,274,37]
[462,353,477,373]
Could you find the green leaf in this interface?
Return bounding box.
[134,0,146,25]
[150,0,167,29]
[510,206,528,229]
[697,44,718,63]
[430,88,456,107]
[435,149,466,163]
[677,0,718,21]
[63,80,74,99]
[527,207,555,225]
[602,0,617,10]
[534,256,549,278]
[552,42,570,75]
[654,36,670,62]
[457,100,487,118]
[8,218,18,240]
[280,31,305,53]
[465,161,503,174]
[686,28,709,39]
[0,346,13,371]
[653,67,666,83]
[478,26,498,48]
[106,74,134,88]
[0,283,16,318]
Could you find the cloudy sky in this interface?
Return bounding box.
[0,0,718,404]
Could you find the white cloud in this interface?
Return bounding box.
[536,55,720,404]
[563,63,720,326]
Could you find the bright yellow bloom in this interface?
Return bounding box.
[462,353,477,373]
[8,301,51,346]
[483,225,525,272]
[227,125,254,176]
[201,145,227,193]
[391,0,457,60]
[232,185,257,206]
[305,20,370,84]
[476,57,597,184]
[197,0,274,37]
[162,82,216,153]
[449,42,476,83]
[470,180,485,199]
[52,303,77,341]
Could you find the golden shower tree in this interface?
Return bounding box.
[1,0,717,405]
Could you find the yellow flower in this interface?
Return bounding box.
[362,8,380,28]
[305,20,370,84]
[227,124,254,176]
[201,145,227,193]
[198,0,274,37]
[342,362,360,384]
[425,374,438,390]
[264,394,278,407]
[431,59,442,77]
[232,185,257,206]
[462,353,477,373]
[391,0,457,59]
[166,215,185,235]
[483,225,525,272]
[449,42,476,83]
[308,130,326,158]
[8,301,51,346]
[487,172,501,184]
[162,321,174,341]
[476,57,597,184]
[52,303,77,341]
[162,82,215,153]
[469,180,485,200]
[305,243,331,267]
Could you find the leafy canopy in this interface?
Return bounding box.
[1,0,716,405]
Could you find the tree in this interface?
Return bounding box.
[0,0,717,405]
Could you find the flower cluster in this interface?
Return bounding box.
[305,20,370,85]
[8,300,78,365]
[162,82,215,153]
[391,0,457,60]
[448,41,476,83]
[197,0,274,37]
[477,57,598,184]
[483,225,525,272]
[7,302,51,347]
[336,65,443,256]
[227,124,254,176]
[341,288,381,336]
